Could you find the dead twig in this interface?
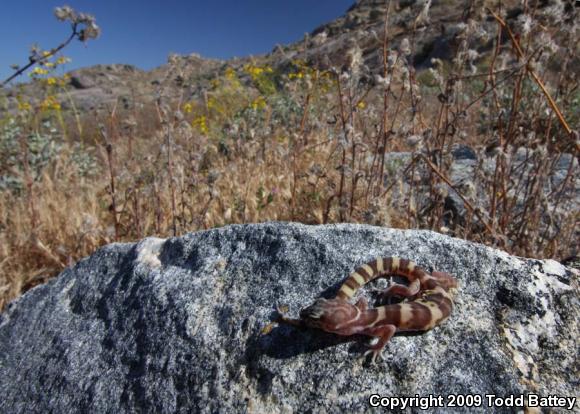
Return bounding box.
[487,8,575,144]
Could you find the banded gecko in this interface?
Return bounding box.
[278,257,458,362]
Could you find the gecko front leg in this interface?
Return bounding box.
[275,305,303,327]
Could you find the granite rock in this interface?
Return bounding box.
[0,222,577,413]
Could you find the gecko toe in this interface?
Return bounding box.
[363,348,383,364]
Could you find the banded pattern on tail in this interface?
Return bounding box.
[336,257,428,300]
[390,285,455,331]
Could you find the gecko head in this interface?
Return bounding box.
[299,298,359,331]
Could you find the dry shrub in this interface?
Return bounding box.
[1,1,578,311]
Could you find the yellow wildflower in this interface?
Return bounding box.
[225,67,236,80]
[29,67,49,76]
[288,72,304,80]
[251,96,266,111]
[192,116,208,134]
[46,77,57,86]
[357,101,366,109]
[40,96,61,111]
[58,76,69,87]
[244,64,268,80]
[39,98,50,111]
[207,96,217,110]
[56,56,71,65]
[183,102,193,113]
[18,101,31,111]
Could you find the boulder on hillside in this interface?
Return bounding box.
[69,73,96,90]
[0,223,577,413]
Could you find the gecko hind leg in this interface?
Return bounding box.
[375,279,421,304]
[362,324,397,363]
[431,270,458,289]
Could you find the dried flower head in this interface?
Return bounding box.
[415,0,432,26]
[54,6,75,22]
[517,14,533,36]
[374,74,391,88]
[387,50,398,66]
[399,38,411,56]
[79,21,100,41]
[54,6,100,41]
[345,44,363,76]
[466,49,479,62]
[406,134,423,149]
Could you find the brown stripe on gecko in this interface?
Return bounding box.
[366,259,379,275]
[337,256,427,300]
[401,302,433,330]
[409,291,454,330]
[382,305,402,327]
[354,298,446,332]
[344,277,359,289]
[357,264,371,277]
[384,257,395,272]
[420,290,453,322]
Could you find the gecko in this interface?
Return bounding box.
[278,257,458,362]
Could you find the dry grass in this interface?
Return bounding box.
[1,2,578,311]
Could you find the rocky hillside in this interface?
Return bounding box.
[2,0,576,115]
[1,54,222,114]
[270,0,479,70]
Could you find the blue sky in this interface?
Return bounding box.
[0,0,354,82]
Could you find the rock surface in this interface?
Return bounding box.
[0,222,578,413]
